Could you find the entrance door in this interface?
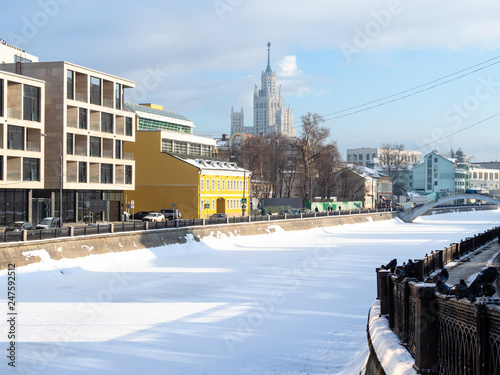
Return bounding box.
[216,197,226,213]
[109,201,120,222]
[31,198,50,226]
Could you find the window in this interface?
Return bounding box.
[23,85,40,122]
[101,164,113,184]
[222,179,225,191]
[200,200,204,211]
[101,113,113,133]
[115,83,122,110]
[125,165,132,184]
[200,178,204,191]
[79,108,87,129]
[206,178,210,190]
[359,154,363,161]
[125,117,133,136]
[212,179,215,190]
[67,70,74,100]
[78,162,87,183]
[90,77,101,105]
[67,133,74,155]
[8,125,24,150]
[217,179,220,190]
[23,158,40,181]
[115,140,121,159]
[0,156,3,180]
[212,199,215,210]
[90,136,101,157]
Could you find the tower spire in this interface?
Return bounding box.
[266,42,272,73]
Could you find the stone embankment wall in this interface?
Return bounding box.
[0,212,395,271]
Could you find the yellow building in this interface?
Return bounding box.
[124,104,251,219]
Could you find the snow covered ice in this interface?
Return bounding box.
[1,210,499,374]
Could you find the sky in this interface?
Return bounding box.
[3,0,500,161]
[1,210,499,374]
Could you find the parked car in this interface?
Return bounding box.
[5,221,35,232]
[36,217,63,229]
[279,209,293,215]
[130,211,153,220]
[142,212,165,222]
[159,209,181,221]
[210,213,227,220]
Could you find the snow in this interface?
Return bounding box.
[1,209,500,374]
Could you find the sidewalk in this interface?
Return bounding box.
[445,240,500,293]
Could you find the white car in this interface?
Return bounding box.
[142,212,165,222]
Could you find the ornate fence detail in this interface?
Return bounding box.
[377,225,500,375]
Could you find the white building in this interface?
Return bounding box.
[346,147,421,168]
[231,43,295,138]
[0,40,39,64]
[412,150,467,195]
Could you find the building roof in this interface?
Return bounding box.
[124,102,192,124]
[166,153,250,174]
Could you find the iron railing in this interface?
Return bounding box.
[0,207,395,244]
[378,226,500,374]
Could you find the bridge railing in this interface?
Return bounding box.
[377,226,500,374]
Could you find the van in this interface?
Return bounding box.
[159,209,181,220]
[36,217,63,229]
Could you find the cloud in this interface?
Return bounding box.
[277,55,301,77]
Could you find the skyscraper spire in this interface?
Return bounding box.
[266,42,272,73]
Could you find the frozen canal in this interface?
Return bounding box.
[1,210,499,375]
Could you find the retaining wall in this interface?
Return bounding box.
[0,212,395,271]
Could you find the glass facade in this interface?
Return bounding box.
[23,85,41,122]
[0,189,28,226]
[90,77,101,105]
[138,118,191,134]
[8,125,24,150]
[67,70,74,100]
[79,108,87,129]
[23,158,40,181]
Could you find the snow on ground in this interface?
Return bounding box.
[1,209,499,375]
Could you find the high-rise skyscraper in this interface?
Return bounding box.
[231,42,295,137]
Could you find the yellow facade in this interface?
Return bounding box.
[125,131,251,219]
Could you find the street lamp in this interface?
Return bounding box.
[42,133,62,222]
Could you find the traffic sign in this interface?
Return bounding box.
[205,203,210,209]
[241,198,247,204]
[131,200,135,209]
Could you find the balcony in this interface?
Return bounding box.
[7,172,21,181]
[75,147,87,156]
[122,152,134,160]
[26,142,41,152]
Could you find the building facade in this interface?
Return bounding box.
[0,69,45,225]
[0,40,39,64]
[346,147,422,168]
[412,150,467,195]
[231,43,295,138]
[124,128,250,219]
[0,60,136,223]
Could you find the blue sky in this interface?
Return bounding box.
[4,0,500,161]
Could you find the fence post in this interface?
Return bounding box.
[378,270,391,316]
[109,223,114,234]
[476,303,490,375]
[413,285,439,373]
[69,226,74,237]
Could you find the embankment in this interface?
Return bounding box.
[0,212,395,271]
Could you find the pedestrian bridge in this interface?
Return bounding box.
[397,193,500,223]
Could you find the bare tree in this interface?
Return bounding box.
[294,113,336,205]
[378,143,411,181]
[314,143,342,198]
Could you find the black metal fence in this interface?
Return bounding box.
[0,207,394,243]
[377,226,500,375]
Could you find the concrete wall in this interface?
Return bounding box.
[0,212,395,271]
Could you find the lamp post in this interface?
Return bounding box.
[42,133,62,222]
